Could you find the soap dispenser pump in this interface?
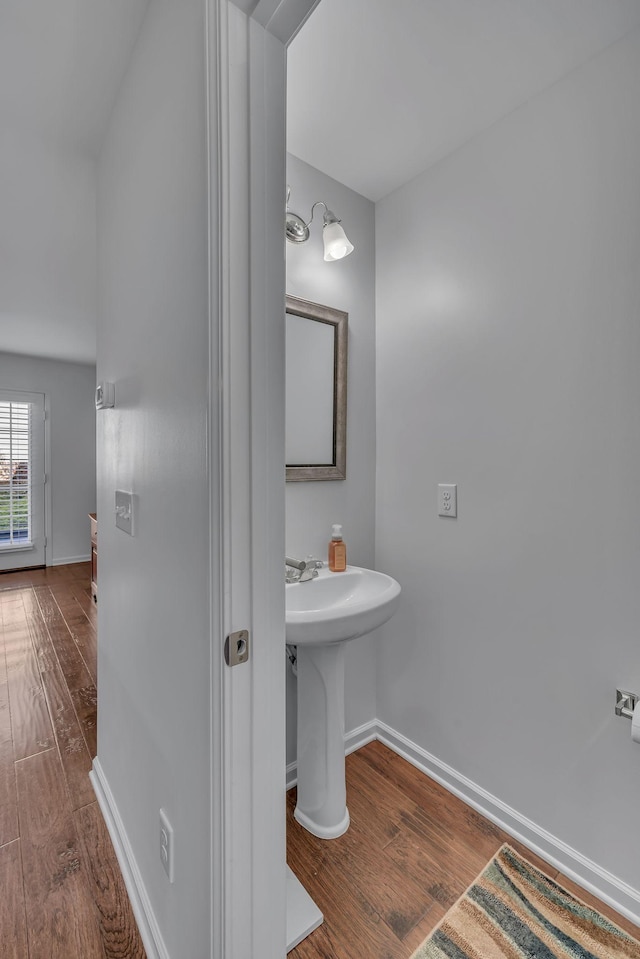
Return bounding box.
[328,524,347,572]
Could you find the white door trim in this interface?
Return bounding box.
[209,1,322,955]
[205,2,225,954]
[207,2,306,955]
[43,392,51,566]
[208,3,283,952]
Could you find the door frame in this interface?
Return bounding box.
[208,1,321,956]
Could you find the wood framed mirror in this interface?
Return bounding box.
[285,295,348,482]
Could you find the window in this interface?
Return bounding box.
[0,391,45,569]
[0,401,33,548]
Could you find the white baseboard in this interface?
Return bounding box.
[375,720,640,927]
[286,718,640,927]
[286,759,296,790]
[90,759,171,959]
[50,554,91,566]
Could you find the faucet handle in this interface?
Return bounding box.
[285,555,322,582]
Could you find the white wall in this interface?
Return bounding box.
[286,153,376,766]
[376,28,640,894]
[0,352,96,564]
[0,125,97,364]
[96,1,210,956]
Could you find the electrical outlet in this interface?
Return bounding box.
[159,809,174,883]
[438,484,457,517]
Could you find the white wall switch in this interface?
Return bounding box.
[438,484,457,517]
[115,490,134,535]
[159,808,175,883]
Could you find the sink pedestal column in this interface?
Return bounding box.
[294,642,350,839]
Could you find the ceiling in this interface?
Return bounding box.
[287,0,640,202]
[0,0,149,156]
[3,0,640,364]
[0,0,149,365]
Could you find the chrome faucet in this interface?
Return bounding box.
[285,556,323,583]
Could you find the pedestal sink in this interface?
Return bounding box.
[286,565,401,839]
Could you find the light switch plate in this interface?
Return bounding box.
[438,484,457,517]
[115,490,134,535]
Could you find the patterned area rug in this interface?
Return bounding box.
[411,844,640,959]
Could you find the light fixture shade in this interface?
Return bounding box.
[322,221,354,261]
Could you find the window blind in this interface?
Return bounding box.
[0,402,32,548]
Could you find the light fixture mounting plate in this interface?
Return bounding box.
[286,211,310,244]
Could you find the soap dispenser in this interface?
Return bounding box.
[328,524,347,572]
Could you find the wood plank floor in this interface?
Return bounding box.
[0,562,146,959]
[287,741,640,958]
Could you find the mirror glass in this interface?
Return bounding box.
[285,295,348,482]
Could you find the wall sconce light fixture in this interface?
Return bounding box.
[285,186,354,261]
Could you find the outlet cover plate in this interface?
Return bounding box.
[438,484,457,517]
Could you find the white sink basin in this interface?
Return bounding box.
[285,565,401,646]
[285,564,401,841]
